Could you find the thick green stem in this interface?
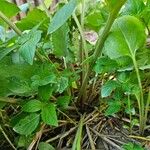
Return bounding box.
[0,11,22,36]
[73,11,89,106]
[78,0,127,102]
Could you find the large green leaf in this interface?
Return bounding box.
[41,103,58,126]
[0,57,42,96]
[18,27,42,65]
[13,113,40,135]
[121,0,145,15]
[22,100,42,112]
[8,76,32,95]
[104,15,146,59]
[52,23,69,56]
[0,0,20,18]
[16,8,49,31]
[48,0,77,33]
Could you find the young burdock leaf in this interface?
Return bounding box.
[52,23,69,57]
[101,80,119,98]
[38,142,55,150]
[22,99,42,112]
[13,113,40,135]
[104,15,146,59]
[105,100,121,116]
[41,103,58,126]
[18,27,42,65]
[48,0,77,33]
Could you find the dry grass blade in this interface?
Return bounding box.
[27,124,45,150]
[57,108,76,125]
[46,126,77,143]
[90,127,122,150]
[129,135,150,141]
[0,125,17,150]
[86,125,96,150]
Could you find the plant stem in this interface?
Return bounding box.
[78,0,127,102]
[127,94,132,134]
[144,89,150,130]
[72,13,88,61]
[0,11,22,36]
[73,11,89,106]
[0,97,18,104]
[92,1,126,62]
[132,56,144,134]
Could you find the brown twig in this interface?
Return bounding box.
[27,123,45,150]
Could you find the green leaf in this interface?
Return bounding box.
[31,74,56,87]
[0,0,20,19]
[38,142,55,150]
[57,96,70,108]
[0,46,17,61]
[22,100,42,112]
[101,80,119,98]
[13,113,40,135]
[94,57,118,74]
[85,10,104,30]
[38,84,53,102]
[41,103,58,126]
[48,0,77,33]
[106,0,118,11]
[16,8,49,31]
[8,76,32,95]
[122,142,144,150]
[31,63,57,88]
[18,27,42,65]
[121,0,145,16]
[52,23,69,56]
[57,77,68,93]
[0,56,43,96]
[104,15,146,59]
[105,100,121,116]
